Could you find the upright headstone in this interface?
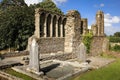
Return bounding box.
[27,37,40,75]
[102,38,109,52]
[78,43,86,62]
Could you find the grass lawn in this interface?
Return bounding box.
[72,58,120,80]
[2,68,36,80]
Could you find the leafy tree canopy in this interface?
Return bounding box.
[0,0,63,51]
[35,0,63,14]
[114,32,120,37]
[0,0,27,10]
[0,0,34,51]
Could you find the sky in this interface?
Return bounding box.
[0,0,120,35]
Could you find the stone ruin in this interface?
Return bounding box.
[26,8,109,76]
[28,8,108,55]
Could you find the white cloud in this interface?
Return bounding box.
[25,0,41,6]
[25,0,67,6]
[105,26,120,35]
[54,0,67,3]
[94,3,105,8]
[104,13,120,35]
[104,13,120,26]
[100,3,104,7]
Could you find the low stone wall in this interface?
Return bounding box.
[2,51,29,58]
[41,53,75,61]
[110,42,120,47]
[38,38,65,54]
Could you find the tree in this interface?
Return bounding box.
[0,0,27,8]
[0,0,34,50]
[35,0,63,14]
[83,32,93,53]
[0,0,63,51]
[114,32,120,37]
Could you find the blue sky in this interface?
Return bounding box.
[56,0,120,35]
[0,0,120,35]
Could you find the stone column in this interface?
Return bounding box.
[34,9,40,38]
[60,24,63,37]
[50,16,53,37]
[56,20,58,37]
[44,17,47,37]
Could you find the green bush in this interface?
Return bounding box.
[110,44,120,52]
[109,37,120,43]
[82,32,93,53]
[113,44,120,51]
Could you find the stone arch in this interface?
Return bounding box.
[40,12,46,37]
[52,15,57,37]
[62,18,67,37]
[46,14,51,37]
[58,16,62,37]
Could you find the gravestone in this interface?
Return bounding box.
[78,43,86,62]
[102,38,109,52]
[27,37,41,75]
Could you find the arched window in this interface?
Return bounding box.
[52,15,57,37]
[58,17,62,37]
[40,13,46,37]
[46,14,51,37]
[62,18,66,37]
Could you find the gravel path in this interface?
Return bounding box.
[87,56,115,69]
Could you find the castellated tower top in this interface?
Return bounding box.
[96,10,104,14]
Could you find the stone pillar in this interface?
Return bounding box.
[34,9,40,38]
[64,10,81,54]
[50,16,53,37]
[60,24,63,37]
[56,20,58,37]
[44,17,47,37]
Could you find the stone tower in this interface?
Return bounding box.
[96,10,104,36]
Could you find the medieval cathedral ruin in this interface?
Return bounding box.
[28,8,107,56]
[27,8,109,76]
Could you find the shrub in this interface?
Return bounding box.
[82,32,93,53]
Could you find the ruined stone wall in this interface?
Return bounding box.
[90,37,109,56]
[28,8,107,56]
[38,38,65,54]
[64,10,82,54]
[81,18,88,35]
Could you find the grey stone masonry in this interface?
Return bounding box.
[64,10,81,54]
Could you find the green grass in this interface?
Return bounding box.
[72,58,120,80]
[2,68,36,80]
